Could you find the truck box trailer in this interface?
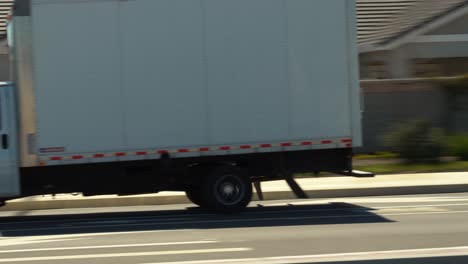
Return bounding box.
[1,0,364,212]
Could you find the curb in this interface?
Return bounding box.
[2,184,468,211]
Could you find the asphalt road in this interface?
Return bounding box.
[1,193,468,264]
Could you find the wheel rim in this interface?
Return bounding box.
[213,174,245,206]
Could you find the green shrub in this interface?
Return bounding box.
[438,74,468,92]
[383,121,446,163]
[449,134,468,161]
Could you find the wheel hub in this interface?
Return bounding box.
[222,183,235,196]
[215,175,244,205]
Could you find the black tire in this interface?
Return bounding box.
[185,187,204,206]
[200,165,252,213]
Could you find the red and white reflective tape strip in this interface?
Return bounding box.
[41,138,353,163]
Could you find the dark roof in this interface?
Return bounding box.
[357,0,468,45]
[357,0,418,43]
[0,0,467,47]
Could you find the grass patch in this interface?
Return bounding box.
[355,161,468,175]
[354,152,398,160]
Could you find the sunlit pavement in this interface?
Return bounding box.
[1,193,468,263]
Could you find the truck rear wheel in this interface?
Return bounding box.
[185,188,204,206]
[200,166,252,213]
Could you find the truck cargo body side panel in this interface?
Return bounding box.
[12,0,360,199]
[204,0,289,144]
[346,0,363,147]
[286,0,352,140]
[121,0,207,148]
[25,0,360,166]
[32,1,125,153]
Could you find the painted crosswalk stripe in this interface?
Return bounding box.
[142,246,468,264]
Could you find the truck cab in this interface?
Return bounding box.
[0,82,19,201]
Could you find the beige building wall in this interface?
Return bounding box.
[427,13,468,35]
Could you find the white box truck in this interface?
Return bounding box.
[1,0,367,212]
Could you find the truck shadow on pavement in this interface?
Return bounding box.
[296,256,468,264]
[0,202,393,237]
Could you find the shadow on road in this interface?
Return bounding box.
[0,202,393,237]
[298,256,468,264]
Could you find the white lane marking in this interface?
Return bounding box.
[0,238,85,247]
[270,196,468,206]
[374,202,468,209]
[0,240,218,254]
[245,203,468,216]
[243,202,468,215]
[4,210,468,234]
[0,229,195,247]
[382,210,468,217]
[142,246,468,264]
[0,247,251,263]
[247,203,461,215]
[343,195,468,203]
[377,207,448,213]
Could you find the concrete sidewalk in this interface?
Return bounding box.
[2,172,468,211]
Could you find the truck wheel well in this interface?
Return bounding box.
[187,161,245,187]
